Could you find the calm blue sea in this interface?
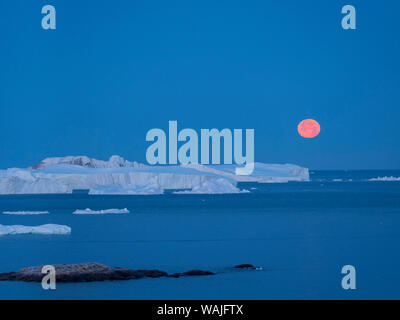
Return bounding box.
[0,170,400,300]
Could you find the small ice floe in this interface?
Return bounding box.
[368,176,400,182]
[0,224,71,236]
[72,208,130,215]
[2,211,49,215]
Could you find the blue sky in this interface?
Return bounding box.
[0,0,399,170]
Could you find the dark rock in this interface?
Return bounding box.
[182,270,215,276]
[168,273,182,278]
[0,262,257,283]
[0,272,17,281]
[137,269,168,278]
[0,263,145,283]
[233,264,256,269]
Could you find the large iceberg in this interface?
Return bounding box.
[0,155,309,195]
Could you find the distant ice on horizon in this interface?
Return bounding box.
[2,211,50,215]
[368,176,400,182]
[0,224,71,236]
[73,208,130,215]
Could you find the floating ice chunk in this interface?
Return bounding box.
[0,224,71,236]
[368,176,400,181]
[2,211,50,215]
[73,208,130,215]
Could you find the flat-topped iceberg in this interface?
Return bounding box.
[182,163,310,183]
[2,211,49,215]
[0,224,71,236]
[0,155,309,195]
[73,208,130,214]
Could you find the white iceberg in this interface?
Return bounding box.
[73,208,130,214]
[0,224,71,236]
[182,162,310,183]
[29,155,143,170]
[368,176,400,182]
[0,155,309,195]
[174,178,242,194]
[2,211,49,215]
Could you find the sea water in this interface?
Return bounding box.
[0,170,399,299]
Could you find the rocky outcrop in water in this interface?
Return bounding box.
[233,264,257,270]
[168,270,215,278]
[0,262,257,283]
[0,263,148,282]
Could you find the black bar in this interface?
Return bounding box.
[0,300,395,318]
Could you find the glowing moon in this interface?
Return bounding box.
[298,119,320,138]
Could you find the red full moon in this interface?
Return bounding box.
[298,119,320,138]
